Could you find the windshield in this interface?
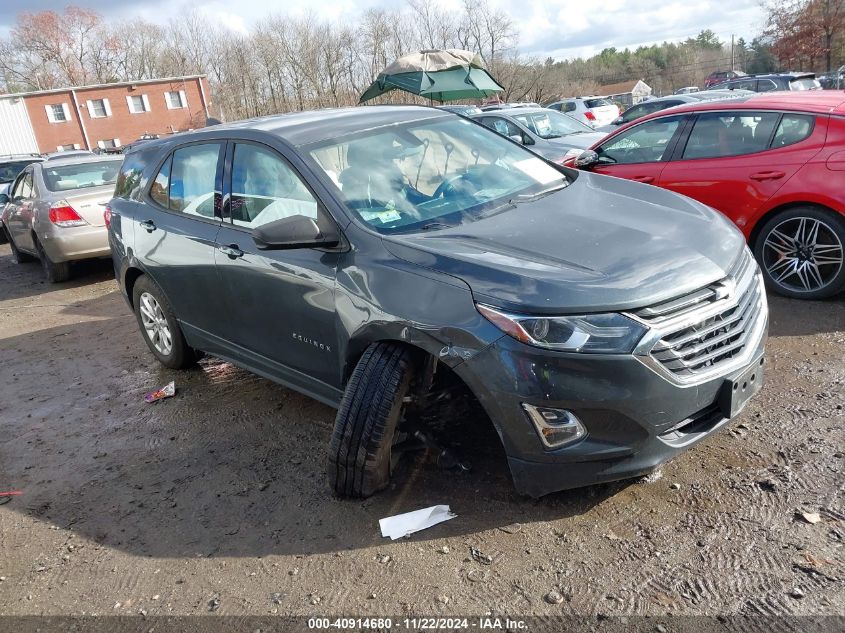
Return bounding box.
[42,160,122,192]
[513,110,592,138]
[307,117,570,234]
[0,160,37,184]
[790,78,821,90]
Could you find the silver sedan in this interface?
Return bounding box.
[0,155,122,282]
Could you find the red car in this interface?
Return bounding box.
[705,70,745,88]
[571,91,845,299]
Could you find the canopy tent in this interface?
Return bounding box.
[359,49,504,103]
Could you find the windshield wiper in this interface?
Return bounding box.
[510,183,568,203]
[420,222,456,231]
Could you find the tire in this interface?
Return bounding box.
[0,224,7,245]
[5,226,35,263]
[132,275,199,369]
[35,238,71,283]
[753,206,845,300]
[329,342,415,498]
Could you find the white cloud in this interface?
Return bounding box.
[0,0,767,61]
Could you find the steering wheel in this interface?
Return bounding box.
[433,173,478,199]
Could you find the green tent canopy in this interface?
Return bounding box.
[359,49,504,103]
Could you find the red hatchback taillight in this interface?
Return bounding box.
[103,204,112,229]
[584,111,596,122]
[48,201,86,227]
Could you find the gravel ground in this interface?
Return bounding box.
[0,243,843,624]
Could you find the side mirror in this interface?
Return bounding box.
[573,150,600,169]
[613,116,624,125]
[0,193,9,205]
[252,214,340,250]
[508,134,524,144]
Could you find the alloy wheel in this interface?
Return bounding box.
[139,291,173,356]
[761,216,844,293]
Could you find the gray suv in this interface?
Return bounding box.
[107,106,768,498]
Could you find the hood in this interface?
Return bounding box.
[382,171,745,314]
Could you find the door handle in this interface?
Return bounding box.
[632,175,655,183]
[140,219,157,233]
[750,171,785,181]
[219,244,244,259]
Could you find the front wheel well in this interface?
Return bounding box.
[344,340,493,430]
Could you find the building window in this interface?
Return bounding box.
[86,98,112,118]
[127,94,151,114]
[165,90,187,109]
[45,103,70,123]
[97,138,121,149]
[57,144,81,151]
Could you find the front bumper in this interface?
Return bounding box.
[455,315,768,498]
[38,224,110,262]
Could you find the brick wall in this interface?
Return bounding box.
[23,77,211,153]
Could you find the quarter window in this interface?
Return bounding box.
[597,116,683,164]
[115,152,147,200]
[230,144,318,229]
[682,112,779,160]
[150,157,171,208]
[772,114,814,148]
[165,144,221,217]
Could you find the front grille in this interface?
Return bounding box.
[633,249,766,380]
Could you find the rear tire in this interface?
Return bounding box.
[5,227,35,263]
[754,207,845,300]
[329,342,415,498]
[0,224,7,245]
[132,275,199,370]
[36,238,71,283]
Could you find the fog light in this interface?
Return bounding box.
[522,404,587,449]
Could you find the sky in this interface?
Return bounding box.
[0,0,767,62]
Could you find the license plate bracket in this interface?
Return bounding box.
[718,355,765,418]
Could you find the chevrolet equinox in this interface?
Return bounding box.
[107,106,768,498]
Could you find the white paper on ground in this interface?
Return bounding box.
[379,505,457,540]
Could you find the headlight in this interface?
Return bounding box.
[477,304,647,353]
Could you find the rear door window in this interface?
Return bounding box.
[757,79,778,92]
[682,112,779,159]
[597,116,684,164]
[230,143,318,229]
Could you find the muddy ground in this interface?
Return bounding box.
[0,242,843,625]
